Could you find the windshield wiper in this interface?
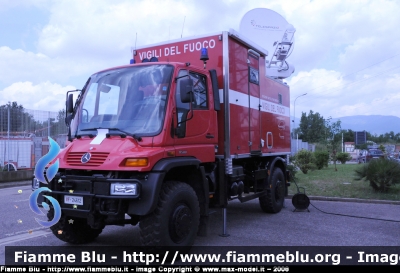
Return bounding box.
[76,128,98,138]
[107,128,142,141]
[78,127,141,141]
[76,127,110,138]
[80,128,101,131]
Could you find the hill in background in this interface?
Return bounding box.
[291,115,400,136]
[332,115,400,136]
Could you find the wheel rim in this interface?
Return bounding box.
[169,203,192,243]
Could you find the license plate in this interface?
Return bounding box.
[64,195,83,205]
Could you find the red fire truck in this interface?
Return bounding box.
[37,9,295,247]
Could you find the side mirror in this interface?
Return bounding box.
[65,113,73,126]
[179,78,193,103]
[66,93,74,113]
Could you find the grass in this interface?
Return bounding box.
[288,163,400,201]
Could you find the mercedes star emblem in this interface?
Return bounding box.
[81,152,91,163]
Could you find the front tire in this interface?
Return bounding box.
[259,168,285,213]
[139,181,200,247]
[48,213,103,244]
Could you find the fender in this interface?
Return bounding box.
[152,157,201,172]
[267,156,287,185]
[267,156,290,196]
[127,157,201,215]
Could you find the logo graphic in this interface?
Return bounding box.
[81,152,91,163]
[250,19,279,30]
[29,137,62,227]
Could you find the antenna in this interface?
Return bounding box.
[181,16,186,38]
[130,33,138,64]
[239,8,296,79]
[135,33,137,49]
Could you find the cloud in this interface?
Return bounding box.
[0,0,51,11]
[37,0,190,60]
[0,46,92,87]
[286,0,400,75]
[0,81,75,112]
[1,0,400,121]
[35,0,305,61]
[289,68,400,118]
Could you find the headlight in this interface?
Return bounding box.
[110,183,139,196]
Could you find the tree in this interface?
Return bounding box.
[294,149,316,174]
[378,144,386,153]
[355,143,369,150]
[0,101,67,139]
[341,129,355,142]
[298,110,326,143]
[0,101,38,136]
[354,158,400,192]
[51,109,67,137]
[34,109,68,138]
[395,133,400,143]
[336,152,352,164]
[313,151,329,169]
[325,118,342,171]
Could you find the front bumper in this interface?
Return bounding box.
[49,174,140,217]
[43,171,164,218]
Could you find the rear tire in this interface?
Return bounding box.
[259,168,285,213]
[139,181,200,247]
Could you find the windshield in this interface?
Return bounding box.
[71,64,173,138]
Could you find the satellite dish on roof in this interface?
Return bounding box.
[239,8,296,79]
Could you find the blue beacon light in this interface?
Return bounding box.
[130,50,137,64]
[200,48,209,68]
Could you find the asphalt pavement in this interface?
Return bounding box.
[0,180,32,189]
[1,182,400,266]
[3,179,400,205]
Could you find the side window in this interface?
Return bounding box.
[175,70,208,123]
[190,72,208,109]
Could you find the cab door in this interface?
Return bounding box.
[173,69,216,161]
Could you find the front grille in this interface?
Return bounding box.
[67,152,109,166]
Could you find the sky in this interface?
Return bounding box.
[1,0,400,121]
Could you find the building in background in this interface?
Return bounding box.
[354,131,367,146]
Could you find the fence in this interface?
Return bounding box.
[291,138,315,156]
[0,106,68,171]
